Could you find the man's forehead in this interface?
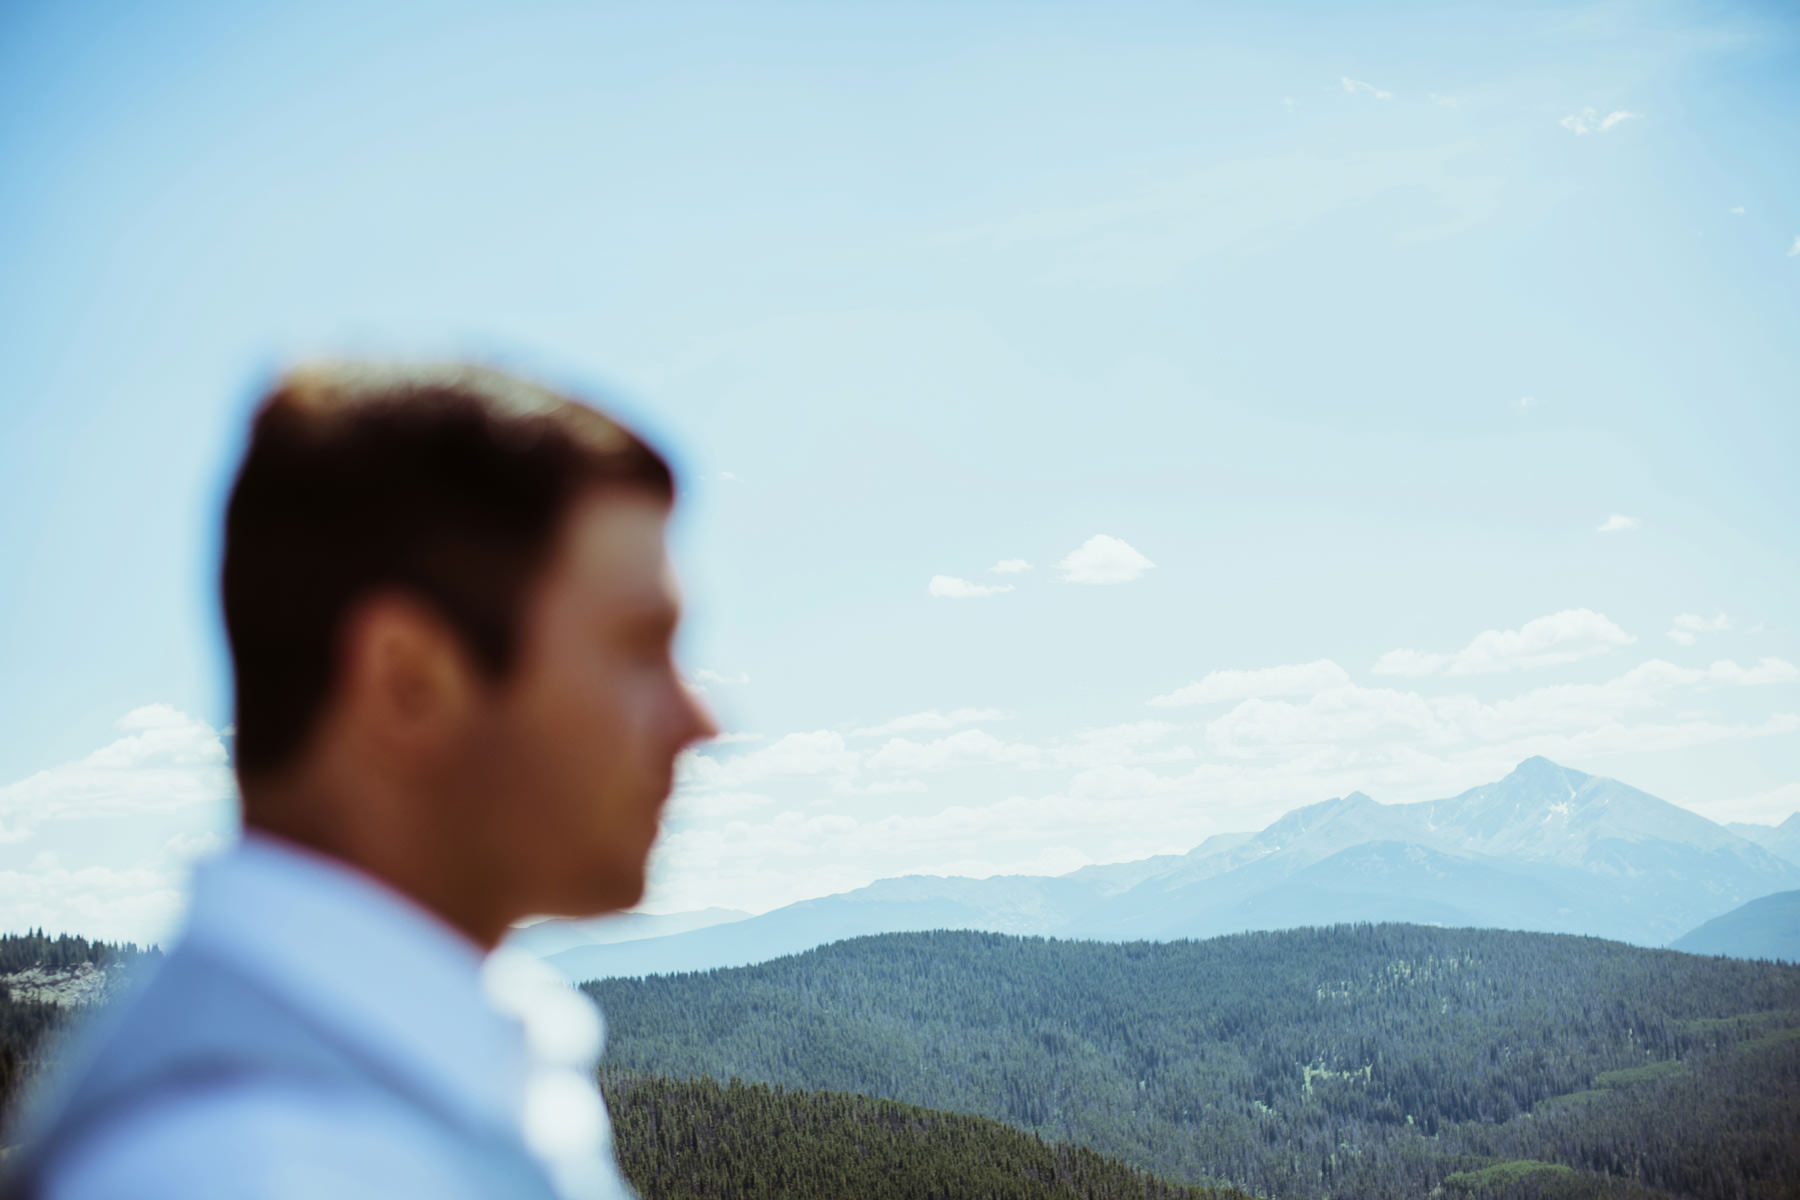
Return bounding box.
[556,492,678,604]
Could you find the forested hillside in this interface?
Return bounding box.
[601,1072,1247,1200]
[0,932,156,1115]
[586,925,1800,1200]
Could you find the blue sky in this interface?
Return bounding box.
[2,0,1797,940]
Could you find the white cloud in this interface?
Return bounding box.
[989,559,1033,575]
[866,730,1043,773]
[682,731,861,789]
[929,575,1014,599]
[165,831,226,863]
[1204,657,1797,759]
[854,708,1009,737]
[1728,206,1745,215]
[1149,660,1351,707]
[1374,609,1635,678]
[1597,513,1640,533]
[1446,609,1637,675]
[0,705,234,827]
[1789,236,1800,257]
[1560,109,1641,135]
[1666,612,1729,645]
[0,705,245,942]
[1341,77,1393,100]
[1700,657,1798,686]
[852,779,929,796]
[1370,649,1450,678]
[1517,396,1537,410]
[1051,722,1193,770]
[1690,781,1800,826]
[1056,535,1155,585]
[0,864,191,945]
[1482,658,1796,733]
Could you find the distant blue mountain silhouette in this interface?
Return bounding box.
[1671,890,1800,962]
[536,757,1800,981]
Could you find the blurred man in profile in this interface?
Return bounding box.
[3,363,716,1198]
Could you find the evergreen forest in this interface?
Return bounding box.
[601,1071,1248,1200]
[3,926,1797,1198]
[585,925,1800,1200]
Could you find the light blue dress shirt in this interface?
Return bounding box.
[21,833,635,1199]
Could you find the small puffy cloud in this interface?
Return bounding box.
[1056,535,1154,585]
[1789,236,1800,258]
[1561,109,1641,135]
[1374,609,1635,678]
[929,575,1014,599]
[1517,396,1537,410]
[1341,77,1393,100]
[989,559,1033,575]
[854,708,1009,737]
[1597,514,1640,533]
[1667,612,1730,646]
[1150,660,1351,707]
[1729,207,1745,215]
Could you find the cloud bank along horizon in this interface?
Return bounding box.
[5,601,1795,941]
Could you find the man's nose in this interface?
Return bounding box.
[685,688,721,746]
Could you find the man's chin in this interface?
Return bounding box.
[583,863,647,916]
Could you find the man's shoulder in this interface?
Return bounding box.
[12,946,580,1200]
[13,944,408,1187]
[39,941,370,1113]
[38,1077,490,1200]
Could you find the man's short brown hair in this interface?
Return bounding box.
[221,362,674,779]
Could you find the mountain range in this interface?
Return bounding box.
[524,756,1800,981]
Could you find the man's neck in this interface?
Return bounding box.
[241,774,518,952]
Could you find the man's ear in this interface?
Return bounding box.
[335,592,482,764]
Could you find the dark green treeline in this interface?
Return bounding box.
[603,1072,1248,1200]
